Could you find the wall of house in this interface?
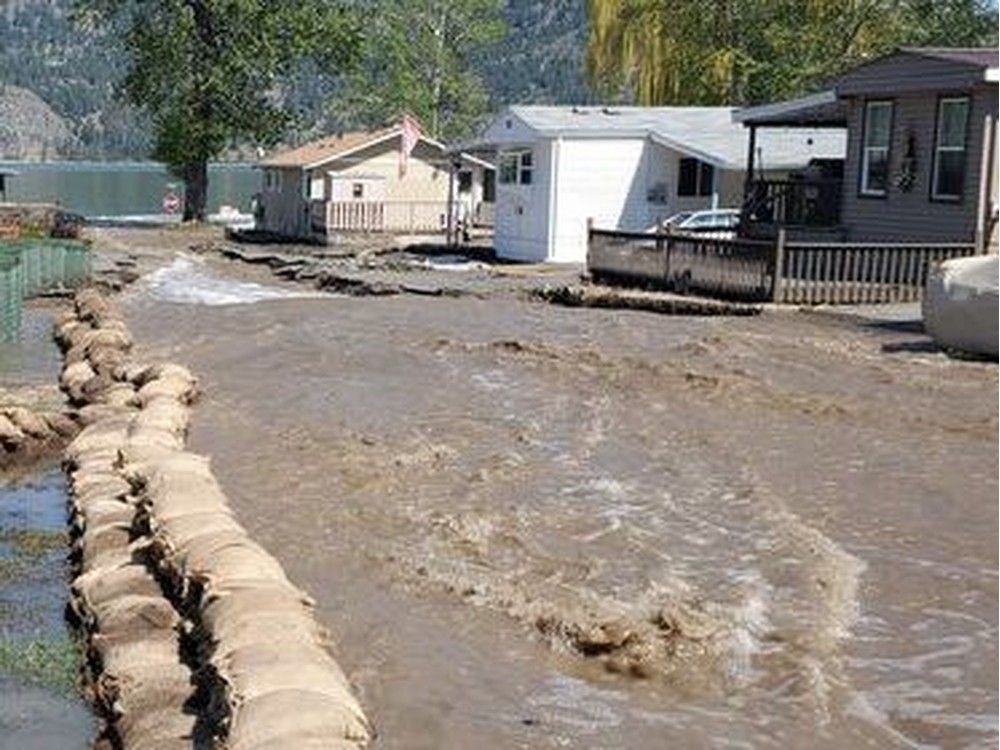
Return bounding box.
[324,138,452,205]
[840,84,998,242]
[550,137,650,262]
[257,167,308,238]
[643,144,746,227]
[493,140,553,261]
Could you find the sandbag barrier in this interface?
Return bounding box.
[57,288,373,749]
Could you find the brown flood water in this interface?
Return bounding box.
[115,236,997,749]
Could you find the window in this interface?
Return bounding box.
[860,100,893,196]
[482,170,496,203]
[519,151,533,185]
[932,97,969,200]
[499,150,533,185]
[458,170,473,193]
[677,158,715,197]
[352,182,364,199]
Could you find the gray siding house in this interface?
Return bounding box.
[735,48,999,249]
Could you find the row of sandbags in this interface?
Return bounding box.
[58,292,203,749]
[58,288,373,749]
[121,384,372,748]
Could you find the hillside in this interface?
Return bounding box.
[0,84,75,160]
[0,0,591,160]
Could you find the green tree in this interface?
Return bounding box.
[74,0,361,220]
[587,0,999,106]
[334,0,505,141]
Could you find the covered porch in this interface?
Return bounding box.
[734,91,848,240]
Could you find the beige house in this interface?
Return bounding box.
[256,121,495,240]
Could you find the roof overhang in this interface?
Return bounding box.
[733,90,847,128]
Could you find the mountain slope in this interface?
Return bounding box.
[0,0,592,159]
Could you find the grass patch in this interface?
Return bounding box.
[0,529,66,558]
[0,637,79,695]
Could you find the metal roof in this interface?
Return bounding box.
[900,47,998,68]
[498,105,845,170]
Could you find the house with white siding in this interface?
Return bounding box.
[256,118,494,241]
[465,106,844,263]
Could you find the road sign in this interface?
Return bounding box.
[162,191,182,214]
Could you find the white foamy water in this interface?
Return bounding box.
[144,256,326,306]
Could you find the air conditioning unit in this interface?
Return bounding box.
[646,182,668,204]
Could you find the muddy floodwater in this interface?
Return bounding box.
[114,233,997,749]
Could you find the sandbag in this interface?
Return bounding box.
[90,594,180,636]
[4,406,53,439]
[44,411,80,439]
[73,565,162,616]
[227,689,371,749]
[0,414,25,448]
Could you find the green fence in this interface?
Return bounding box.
[0,239,92,343]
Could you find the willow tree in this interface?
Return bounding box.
[333,0,505,141]
[587,0,998,106]
[74,0,360,221]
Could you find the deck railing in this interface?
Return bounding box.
[315,200,452,234]
[742,178,842,228]
[588,227,978,305]
[776,241,977,304]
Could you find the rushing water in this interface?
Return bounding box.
[119,250,998,749]
[0,161,259,219]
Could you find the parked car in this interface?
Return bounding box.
[662,209,741,237]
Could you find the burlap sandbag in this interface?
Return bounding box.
[78,403,131,427]
[226,689,371,749]
[185,541,292,594]
[43,411,80,439]
[130,398,189,439]
[72,564,162,617]
[90,593,180,637]
[148,511,243,553]
[3,407,52,439]
[92,631,183,677]
[78,522,133,570]
[89,347,129,378]
[99,383,138,408]
[55,319,90,350]
[66,419,128,464]
[135,375,199,408]
[75,289,116,326]
[72,498,134,535]
[115,704,198,750]
[0,414,25,447]
[61,360,97,401]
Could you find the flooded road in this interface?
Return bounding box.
[118,239,997,749]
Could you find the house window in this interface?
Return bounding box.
[677,158,715,197]
[458,170,473,193]
[519,151,533,185]
[483,170,496,203]
[932,97,969,200]
[499,151,532,185]
[352,183,364,199]
[860,100,893,196]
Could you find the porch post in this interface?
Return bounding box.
[743,124,757,197]
[975,114,996,254]
[446,159,457,246]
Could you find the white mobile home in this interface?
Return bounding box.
[471,106,845,263]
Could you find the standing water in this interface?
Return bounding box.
[0,302,93,748]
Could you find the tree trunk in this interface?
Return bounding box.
[182,160,208,222]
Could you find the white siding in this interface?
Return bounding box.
[494,140,552,262]
[550,138,650,262]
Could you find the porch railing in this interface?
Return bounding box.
[588,227,978,305]
[742,178,842,228]
[315,200,452,234]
